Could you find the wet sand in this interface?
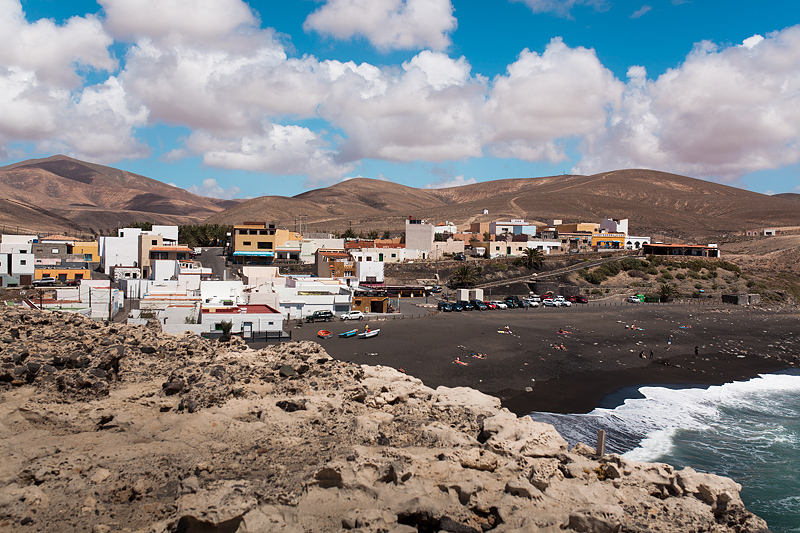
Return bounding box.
[283,303,800,415]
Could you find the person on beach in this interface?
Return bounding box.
[650,350,654,358]
[695,346,699,355]
[365,324,371,333]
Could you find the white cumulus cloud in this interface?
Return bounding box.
[510,0,608,17]
[185,123,355,185]
[484,38,624,162]
[304,0,456,51]
[423,175,478,189]
[187,178,241,200]
[0,0,115,87]
[630,5,652,19]
[574,26,800,181]
[99,0,258,45]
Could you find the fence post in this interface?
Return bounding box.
[596,429,606,457]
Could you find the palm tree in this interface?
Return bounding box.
[522,248,545,270]
[450,264,479,287]
[659,284,676,302]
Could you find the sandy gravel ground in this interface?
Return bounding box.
[283,302,800,414]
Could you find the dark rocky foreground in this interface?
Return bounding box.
[0,307,770,532]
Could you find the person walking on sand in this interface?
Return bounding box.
[695,346,699,355]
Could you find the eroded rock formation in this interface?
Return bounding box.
[0,307,769,532]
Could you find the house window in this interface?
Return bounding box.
[84,254,93,261]
[51,248,59,254]
[257,241,272,249]
[20,260,26,265]
[152,240,158,245]
[259,230,269,235]
[243,241,251,246]
[249,229,258,235]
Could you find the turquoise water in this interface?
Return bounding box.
[528,370,800,532]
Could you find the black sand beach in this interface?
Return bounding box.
[282,302,800,415]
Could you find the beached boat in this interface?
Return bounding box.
[317,330,333,339]
[339,329,358,338]
[358,329,380,339]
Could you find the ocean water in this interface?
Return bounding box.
[528,369,800,532]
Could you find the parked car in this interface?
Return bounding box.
[453,253,466,261]
[504,295,522,308]
[528,294,542,303]
[470,299,488,310]
[306,310,335,322]
[542,298,560,307]
[627,296,642,303]
[574,295,589,304]
[437,302,453,312]
[553,296,572,307]
[522,298,540,308]
[340,310,365,320]
[431,285,442,293]
[484,301,497,310]
[458,300,475,311]
[451,302,464,311]
[32,277,56,287]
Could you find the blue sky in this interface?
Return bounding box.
[2,0,800,199]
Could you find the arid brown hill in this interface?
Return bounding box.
[0,155,238,234]
[205,169,800,239]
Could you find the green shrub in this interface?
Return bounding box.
[661,272,673,280]
[694,283,704,290]
[646,267,659,275]
[675,273,686,280]
[689,271,701,279]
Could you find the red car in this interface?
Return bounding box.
[568,295,589,304]
[484,301,497,310]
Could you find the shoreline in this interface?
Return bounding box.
[273,302,800,416]
[496,351,791,415]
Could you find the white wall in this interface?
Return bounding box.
[152,259,180,281]
[1,235,36,247]
[200,280,245,304]
[526,240,561,254]
[600,218,629,235]
[151,225,179,244]
[201,310,284,334]
[356,261,384,283]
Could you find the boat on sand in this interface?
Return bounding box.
[358,329,380,339]
[339,329,358,338]
[317,330,333,339]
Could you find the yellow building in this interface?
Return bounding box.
[72,241,100,263]
[557,222,599,233]
[35,267,92,282]
[232,222,302,264]
[592,232,626,250]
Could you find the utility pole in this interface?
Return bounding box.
[108,281,113,321]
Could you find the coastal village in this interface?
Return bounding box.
[0,214,732,337]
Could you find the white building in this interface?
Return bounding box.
[199,304,284,337]
[200,280,245,305]
[599,218,629,235]
[100,225,179,275]
[300,237,345,264]
[434,222,458,235]
[405,217,434,257]
[0,234,36,254]
[0,252,35,286]
[526,240,562,254]
[356,261,384,283]
[490,219,537,237]
[272,277,352,319]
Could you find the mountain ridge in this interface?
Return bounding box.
[0,155,237,233]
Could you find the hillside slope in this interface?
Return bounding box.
[206,169,800,238]
[0,155,237,232]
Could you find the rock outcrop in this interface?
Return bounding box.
[0,307,770,532]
